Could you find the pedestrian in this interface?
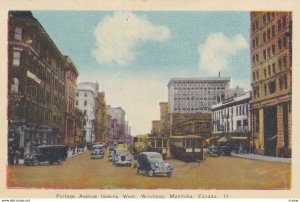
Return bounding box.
[15,149,20,165]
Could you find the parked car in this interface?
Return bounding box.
[90,145,105,159]
[206,145,221,157]
[220,146,232,156]
[107,146,117,161]
[24,145,68,166]
[135,152,174,177]
[112,148,132,166]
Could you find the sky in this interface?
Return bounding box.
[32,11,251,136]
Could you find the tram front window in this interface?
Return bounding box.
[151,140,155,147]
[186,139,192,148]
[156,139,162,147]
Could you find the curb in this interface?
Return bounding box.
[231,153,291,164]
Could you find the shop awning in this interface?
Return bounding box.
[231,136,248,140]
[217,137,228,143]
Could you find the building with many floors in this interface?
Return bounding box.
[96,91,108,142]
[250,12,292,157]
[75,82,99,145]
[63,56,79,147]
[168,77,231,114]
[8,11,66,155]
[107,105,125,141]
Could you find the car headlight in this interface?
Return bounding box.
[155,162,159,167]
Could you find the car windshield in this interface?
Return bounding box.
[149,154,162,160]
[92,145,103,150]
[116,149,128,155]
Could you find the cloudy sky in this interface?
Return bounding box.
[32,11,250,136]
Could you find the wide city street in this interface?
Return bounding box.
[7,148,291,189]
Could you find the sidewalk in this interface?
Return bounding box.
[231,153,291,164]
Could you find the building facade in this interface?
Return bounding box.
[212,92,251,135]
[74,107,84,148]
[8,11,66,156]
[96,91,108,142]
[151,120,161,136]
[107,105,125,141]
[250,12,292,157]
[168,77,231,114]
[75,82,99,145]
[159,102,170,137]
[63,56,79,147]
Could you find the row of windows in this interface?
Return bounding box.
[252,34,289,65]
[252,12,287,33]
[172,82,227,88]
[253,55,288,81]
[253,75,288,99]
[174,97,215,100]
[174,87,225,90]
[213,104,249,120]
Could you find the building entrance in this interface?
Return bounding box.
[264,106,277,156]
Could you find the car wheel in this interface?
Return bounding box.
[135,168,140,175]
[57,159,63,165]
[32,159,39,166]
[167,172,172,177]
[148,170,154,177]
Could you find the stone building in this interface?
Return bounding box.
[250,12,292,157]
[75,82,99,145]
[168,77,231,114]
[8,11,66,155]
[63,56,79,147]
[107,105,125,141]
[96,91,108,142]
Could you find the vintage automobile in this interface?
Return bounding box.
[90,145,105,159]
[135,152,174,177]
[107,146,116,161]
[24,145,68,166]
[220,145,232,156]
[112,148,132,166]
[206,145,221,157]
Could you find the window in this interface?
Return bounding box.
[263,32,266,42]
[13,51,21,66]
[255,37,259,47]
[267,13,270,21]
[263,49,266,60]
[14,27,22,40]
[279,77,283,90]
[256,71,259,80]
[283,35,287,48]
[272,63,276,74]
[268,65,271,76]
[84,100,87,106]
[256,54,259,63]
[283,56,287,68]
[277,19,282,32]
[253,72,255,81]
[278,38,282,50]
[76,92,79,96]
[76,100,78,105]
[267,47,271,58]
[269,80,276,94]
[267,29,271,40]
[264,83,267,95]
[264,68,267,78]
[272,25,275,37]
[278,58,282,68]
[284,75,287,89]
[263,14,266,24]
[272,44,275,55]
[282,16,286,29]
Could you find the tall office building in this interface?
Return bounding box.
[250,12,292,157]
[168,77,231,114]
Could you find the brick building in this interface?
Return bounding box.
[8,11,66,155]
[250,12,292,157]
[64,56,79,147]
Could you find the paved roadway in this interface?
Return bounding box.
[7,149,291,189]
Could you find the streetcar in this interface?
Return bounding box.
[128,134,148,156]
[169,135,203,161]
[145,136,168,158]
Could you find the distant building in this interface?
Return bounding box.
[250,12,292,157]
[8,11,66,154]
[96,91,108,142]
[75,82,99,145]
[107,105,125,141]
[168,77,231,114]
[225,86,246,99]
[75,107,84,148]
[63,56,79,147]
[151,120,161,136]
[159,102,170,137]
